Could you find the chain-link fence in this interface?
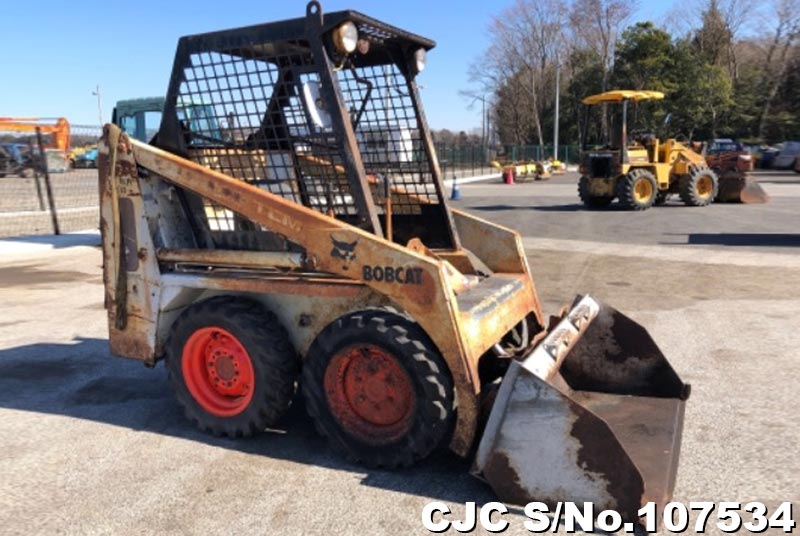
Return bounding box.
[434,143,496,180]
[0,122,101,238]
[500,144,581,164]
[432,142,582,181]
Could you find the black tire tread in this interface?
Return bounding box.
[166,296,298,438]
[302,310,454,469]
[679,166,718,207]
[617,168,657,210]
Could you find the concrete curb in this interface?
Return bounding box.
[443,173,501,187]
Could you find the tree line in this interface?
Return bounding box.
[466,0,800,149]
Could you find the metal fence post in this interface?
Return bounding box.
[27,138,46,211]
[35,127,60,235]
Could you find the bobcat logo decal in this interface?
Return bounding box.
[330,236,358,270]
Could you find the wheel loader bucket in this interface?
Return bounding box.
[717,172,770,203]
[474,296,690,520]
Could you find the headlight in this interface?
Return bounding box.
[333,21,358,54]
[414,48,426,73]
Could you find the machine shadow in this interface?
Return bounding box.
[0,337,496,505]
[671,233,800,247]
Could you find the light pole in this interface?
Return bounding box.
[92,84,103,127]
[553,55,560,161]
[468,94,487,147]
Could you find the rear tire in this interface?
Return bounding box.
[578,175,613,208]
[617,169,657,210]
[166,296,298,437]
[679,167,718,206]
[302,310,454,468]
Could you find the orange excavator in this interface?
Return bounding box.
[0,117,72,175]
[0,117,71,152]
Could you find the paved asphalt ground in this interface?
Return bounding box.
[0,171,798,535]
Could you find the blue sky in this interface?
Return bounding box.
[1,0,674,131]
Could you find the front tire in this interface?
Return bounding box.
[302,310,455,468]
[679,167,718,206]
[617,169,657,210]
[166,296,298,437]
[578,175,613,208]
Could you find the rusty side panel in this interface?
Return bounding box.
[450,208,528,273]
[161,272,366,298]
[98,129,162,363]
[458,274,538,359]
[157,248,308,270]
[432,249,476,275]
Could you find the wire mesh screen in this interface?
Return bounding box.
[340,63,437,214]
[176,48,358,235]
[171,33,442,242]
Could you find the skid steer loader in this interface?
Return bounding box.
[578,90,748,210]
[98,2,689,520]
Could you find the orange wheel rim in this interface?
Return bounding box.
[182,326,255,417]
[324,344,416,445]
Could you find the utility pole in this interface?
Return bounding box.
[553,55,560,161]
[485,101,491,146]
[92,84,104,127]
[481,96,486,147]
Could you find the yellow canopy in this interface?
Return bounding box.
[582,90,665,105]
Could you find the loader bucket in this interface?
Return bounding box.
[474,296,690,520]
[716,172,770,203]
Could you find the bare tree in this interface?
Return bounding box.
[568,0,634,137]
[483,0,566,150]
[568,0,634,92]
[755,0,800,138]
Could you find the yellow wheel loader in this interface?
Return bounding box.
[578,90,721,210]
[98,3,688,521]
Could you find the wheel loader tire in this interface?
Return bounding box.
[616,169,657,210]
[679,167,718,207]
[655,190,670,205]
[166,296,298,438]
[302,310,455,468]
[578,175,613,208]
